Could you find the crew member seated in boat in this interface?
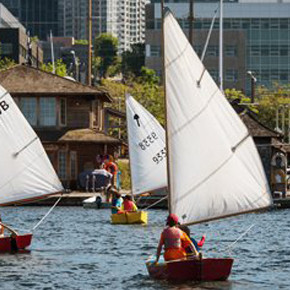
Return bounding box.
[111,190,123,214]
[120,195,138,212]
[104,155,118,187]
[178,224,205,253]
[155,214,198,263]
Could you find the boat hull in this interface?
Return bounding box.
[146,257,234,281]
[0,234,32,252]
[111,211,148,224]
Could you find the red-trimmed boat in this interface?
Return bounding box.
[145,4,273,282]
[146,256,234,281]
[0,84,64,253]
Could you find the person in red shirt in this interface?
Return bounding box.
[155,214,198,263]
[104,155,118,186]
[120,195,138,212]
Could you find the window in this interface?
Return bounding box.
[20,98,37,126]
[225,45,237,57]
[70,152,77,180]
[225,69,238,82]
[1,43,13,55]
[39,97,56,126]
[58,151,67,180]
[150,45,161,57]
[59,98,67,126]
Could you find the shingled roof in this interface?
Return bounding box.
[58,128,121,144]
[240,112,281,138]
[0,65,112,102]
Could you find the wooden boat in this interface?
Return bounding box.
[146,256,234,281]
[111,210,148,224]
[146,4,273,282]
[0,234,32,252]
[110,95,167,224]
[0,84,63,252]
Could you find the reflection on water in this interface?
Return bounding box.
[0,207,288,289]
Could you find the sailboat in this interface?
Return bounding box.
[111,94,167,224]
[146,8,272,281]
[0,84,63,252]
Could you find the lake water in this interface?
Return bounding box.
[0,206,289,289]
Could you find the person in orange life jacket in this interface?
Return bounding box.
[155,214,199,263]
[120,195,138,212]
[0,215,4,237]
[104,155,118,186]
[178,224,205,253]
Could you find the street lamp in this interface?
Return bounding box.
[70,50,79,81]
[247,71,257,103]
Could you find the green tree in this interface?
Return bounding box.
[0,58,16,71]
[41,59,67,77]
[94,33,118,78]
[122,43,145,78]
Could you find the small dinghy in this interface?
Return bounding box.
[146,5,272,282]
[0,84,63,252]
[111,95,167,225]
[146,256,233,281]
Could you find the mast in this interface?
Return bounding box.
[188,0,194,46]
[87,0,92,85]
[219,0,223,91]
[161,0,172,214]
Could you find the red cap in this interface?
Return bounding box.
[167,214,179,225]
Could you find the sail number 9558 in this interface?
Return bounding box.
[139,132,158,150]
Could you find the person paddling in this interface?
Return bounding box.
[155,214,198,263]
[111,191,123,214]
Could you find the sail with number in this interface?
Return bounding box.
[164,10,272,225]
[0,84,63,205]
[126,94,167,195]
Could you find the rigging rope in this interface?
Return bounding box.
[31,195,63,232]
[143,195,168,210]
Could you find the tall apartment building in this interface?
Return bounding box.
[59,0,149,53]
[146,0,290,93]
[0,0,59,40]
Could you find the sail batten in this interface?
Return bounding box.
[126,95,167,195]
[0,85,63,205]
[164,11,272,225]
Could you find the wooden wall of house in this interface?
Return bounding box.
[66,97,91,128]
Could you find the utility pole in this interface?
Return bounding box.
[188,0,194,46]
[87,0,92,86]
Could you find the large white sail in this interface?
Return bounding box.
[0,85,63,205]
[126,94,167,195]
[164,10,272,225]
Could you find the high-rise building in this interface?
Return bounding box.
[59,0,149,53]
[145,0,290,93]
[0,0,59,40]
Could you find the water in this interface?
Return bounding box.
[0,207,288,289]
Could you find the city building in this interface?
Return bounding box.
[58,0,149,53]
[0,3,43,66]
[0,0,59,40]
[145,0,290,93]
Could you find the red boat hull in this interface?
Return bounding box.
[0,234,32,252]
[146,257,234,281]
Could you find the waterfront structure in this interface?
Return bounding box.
[145,0,290,93]
[0,4,43,66]
[58,0,149,53]
[0,0,59,40]
[0,65,121,189]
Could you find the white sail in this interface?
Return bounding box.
[164,10,272,225]
[0,85,63,205]
[126,94,167,195]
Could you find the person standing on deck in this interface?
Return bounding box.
[155,214,198,263]
[104,155,118,186]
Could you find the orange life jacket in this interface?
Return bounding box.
[162,227,183,249]
[104,162,118,175]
